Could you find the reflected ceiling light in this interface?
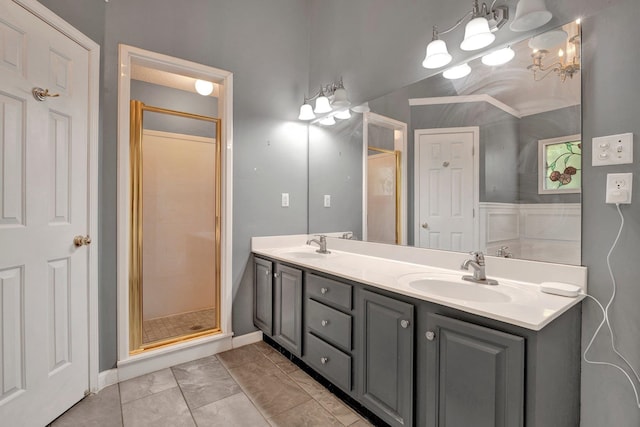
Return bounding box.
[510,0,552,32]
[443,63,471,79]
[298,77,351,120]
[194,79,214,96]
[423,0,508,68]
[481,46,515,66]
[335,109,351,120]
[319,115,336,126]
[422,28,452,69]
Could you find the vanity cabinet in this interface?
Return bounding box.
[273,263,303,357]
[424,313,524,427]
[359,289,414,427]
[253,257,273,335]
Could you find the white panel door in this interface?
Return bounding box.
[0,1,91,426]
[415,129,476,251]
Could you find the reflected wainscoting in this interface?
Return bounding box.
[480,203,581,264]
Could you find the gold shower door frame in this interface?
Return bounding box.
[367,146,401,244]
[129,100,222,354]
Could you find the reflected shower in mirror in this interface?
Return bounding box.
[308,21,581,265]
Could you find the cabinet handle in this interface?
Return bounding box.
[274,272,279,278]
[400,319,410,329]
[320,357,329,365]
[321,320,329,327]
[425,331,436,341]
[320,287,329,294]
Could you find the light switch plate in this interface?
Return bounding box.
[592,132,633,166]
[281,193,289,207]
[324,194,331,208]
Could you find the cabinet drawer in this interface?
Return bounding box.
[306,333,351,391]
[306,273,352,310]
[307,299,352,351]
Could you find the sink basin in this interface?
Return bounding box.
[402,275,512,303]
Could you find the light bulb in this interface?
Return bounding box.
[481,47,515,66]
[319,115,336,126]
[195,79,214,96]
[422,39,452,69]
[443,63,471,80]
[298,103,316,121]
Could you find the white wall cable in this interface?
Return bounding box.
[583,203,640,409]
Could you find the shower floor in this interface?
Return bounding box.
[143,307,216,344]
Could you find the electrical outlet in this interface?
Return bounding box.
[606,173,633,204]
[324,194,331,208]
[281,193,289,207]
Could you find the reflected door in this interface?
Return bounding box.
[415,128,476,251]
[367,151,398,244]
[0,1,91,424]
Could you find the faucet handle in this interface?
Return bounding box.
[469,251,485,265]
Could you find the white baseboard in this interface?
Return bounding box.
[232,331,263,348]
[96,331,263,389]
[97,368,119,391]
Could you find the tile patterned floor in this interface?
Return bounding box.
[142,308,216,344]
[51,342,375,427]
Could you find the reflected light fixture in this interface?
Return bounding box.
[194,79,214,96]
[335,109,351,120]
[422,27,452,69]
[443,63,472,80]
[319,115,336,126]
[481,46,515,66]
[527,19,581,82]
[298,77,351,121]
[510,0,552,32]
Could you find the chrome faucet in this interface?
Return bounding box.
[461,251,498,285]
[496,246,512,258]
[306,235,331,254]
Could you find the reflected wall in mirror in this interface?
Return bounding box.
[308,21,582,265]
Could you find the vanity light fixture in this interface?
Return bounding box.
[335,109,351,120]
[422,0,508,70]
[443,63,472,80]
[194,79,214,96]
[527,19,581,82]
[481,46,515,66]
[319,115,336,126]
[298,77,351,121]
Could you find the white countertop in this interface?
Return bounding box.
[252,235,587,331]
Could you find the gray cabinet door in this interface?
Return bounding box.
[274,264,303,357]
[360,289,414,427]
[425,313,524,427]
[253,257,273,335]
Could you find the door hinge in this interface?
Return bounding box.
[473,208,475,218]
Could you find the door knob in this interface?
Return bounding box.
[73,235,92,247]
[400,319,410,329]
[425,331,436,341]
[421,222,429,229]
[32,87,60,101]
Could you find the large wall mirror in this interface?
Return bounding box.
[308,21,582,265]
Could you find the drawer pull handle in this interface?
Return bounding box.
[274,272,279,278]
[320,357,329,365]
[320,287,329,294]
[400,319,410,329]
[425,331,436,341]
[265,270,270,276]
[321,320,329,327]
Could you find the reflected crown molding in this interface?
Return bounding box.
[409,94,522,118]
